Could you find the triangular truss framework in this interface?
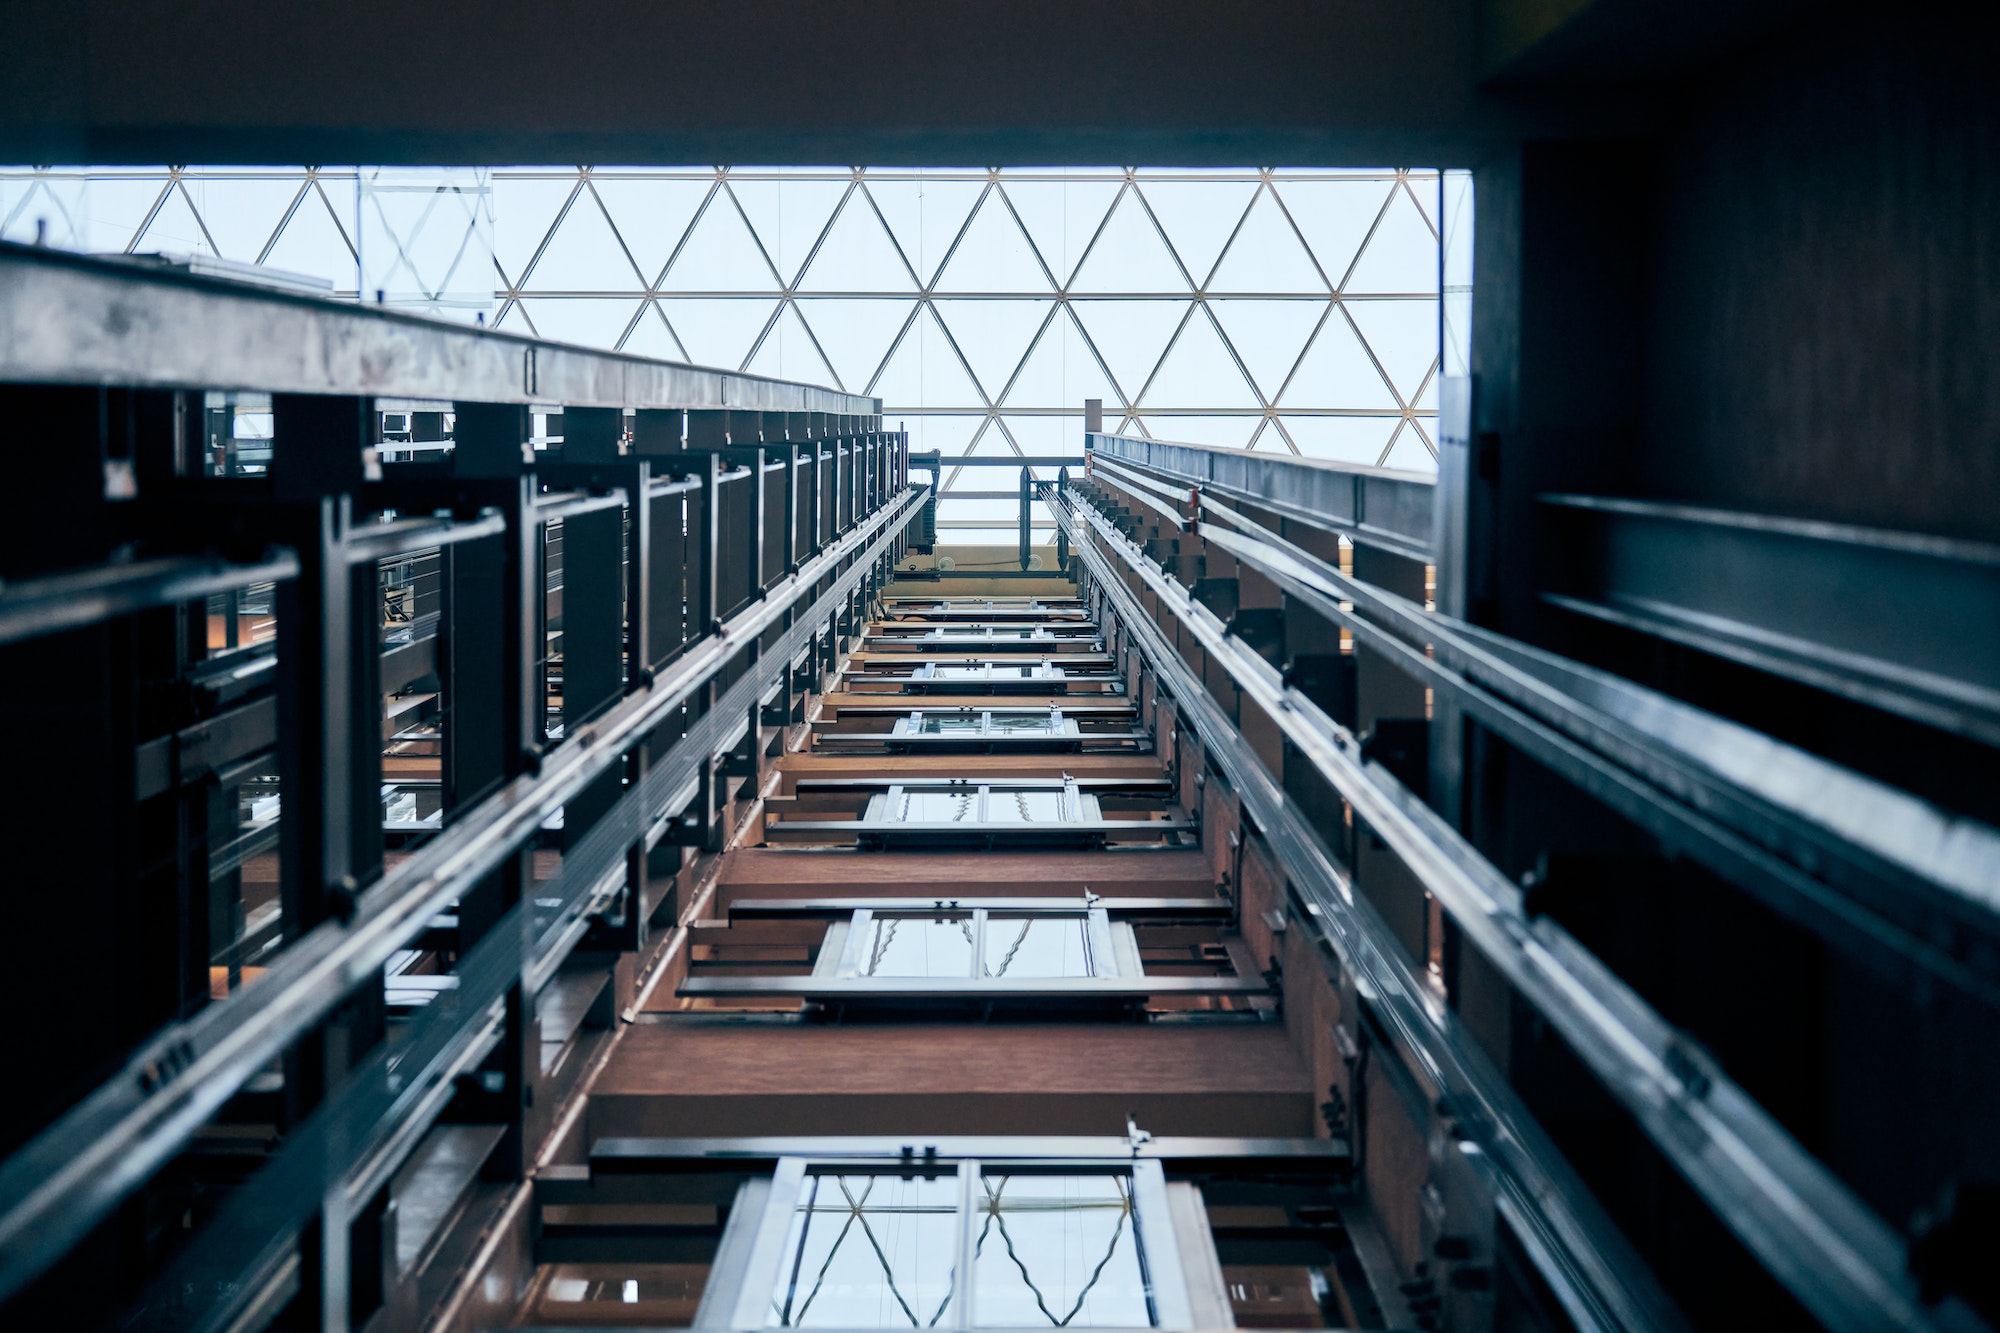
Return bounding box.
[2,165,1447,536]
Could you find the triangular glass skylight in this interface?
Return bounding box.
[660,297,781,369]
[1344,185,1439,295]
[1137,179,1258,291]
[1282,308,1401,409]
[663,192,780,292]
[523,190,645,290]
[1274,179,1393,291]
[797,191,919,292]
[1208,187,1326,294]
[1068,188,1189,294]
[933,188,1053,294]
[1209,299,1330,402]
[997,178,1120,290]
[179,177,305,263]
[793,298,919,393]
[590,176,713,285]
[1141,310,1261,410]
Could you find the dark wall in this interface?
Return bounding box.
[1642,17,2000,543]
[0,0,1495,165]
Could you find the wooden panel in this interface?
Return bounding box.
[774,752,1164,792]
[715,849,1216,903]
[588,1023,1312,1139]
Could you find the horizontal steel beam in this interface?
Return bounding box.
[1087,429,1433,561]
[588,1136,1355,1169]
[1540,492,2000,746]
[910,453,1086,467]
[0,243,878,415]
[727,897,1226,916]
[677,976,1265,998]
[0,550,299,646]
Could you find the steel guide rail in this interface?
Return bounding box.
[121,484,928,1332]
[1084,430,1434,562]
[1114,444,2000,980]
[1193,504,2000,1005]
[0,481,926,1305]
[1056,484,1989,1333]
[1051,485,1680,1333]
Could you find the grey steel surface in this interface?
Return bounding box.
[1540,493,2000,745]
[1086,430,1433,561]
[908,452,1086,467]
[0,243,878,414]
[1088,453,1193,531]
[1052,487,1681,1333]
[1063,486,1987,1333]
[0,484,926,1307]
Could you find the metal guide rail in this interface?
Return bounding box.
[0,242,923,1329]
[1084,429,1436,562]
[1047,477,1992,1333]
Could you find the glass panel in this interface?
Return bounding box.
[915,715,987,736]
[985,789,1069,824]
[898,789,980,822]
[860,916,976,978]
[988,714,1057,734]
[770,1173,961,1327]
[984,917,1092,978]
[973,1175,1152,1327]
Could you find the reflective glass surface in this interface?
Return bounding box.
[899,789,979,822]
[771,1174,961,1327]
[984,917,1092,978]
[986,790,1069,823]
[915,715,987,735]
[973,1175,1151,1327]
[861,916,976,978]
[988,715,1060,734]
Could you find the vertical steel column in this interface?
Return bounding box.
[1056,466,1070,572]
[749,445,768,597]
[694,452,721,638]
[269,393,387,1332]
[1019,465,1033,569]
